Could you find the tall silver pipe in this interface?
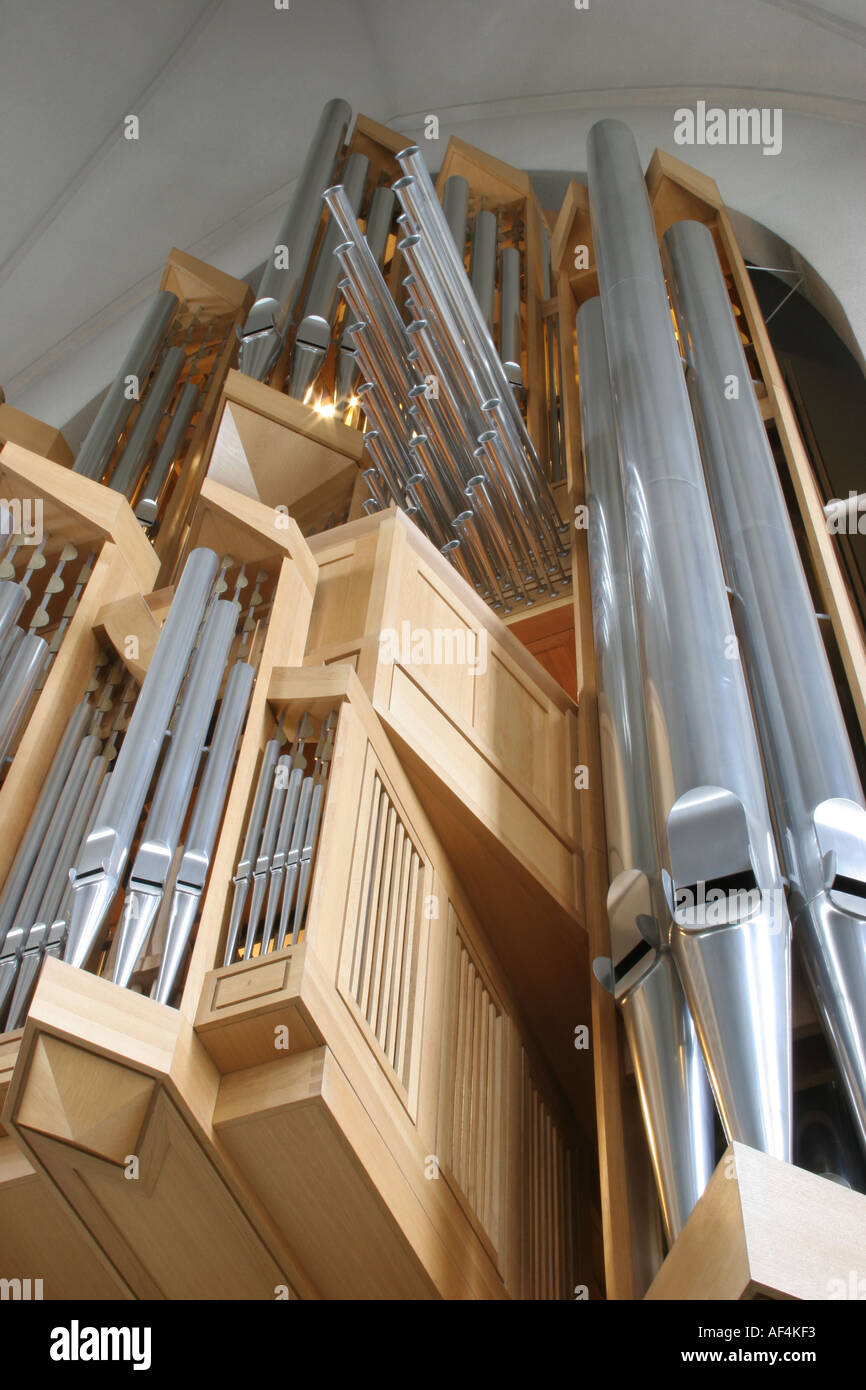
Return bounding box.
[579,296,716,1243]
[65,548,219,970]
[238,98,352,382]
[664,217,866,1156]
[112,597,239,987]
[288,151,369,401]
[587,116,792,1159]
[0,633,46,764]
[154,659,255,1005]
[135,381,200,526]
[108,346,185,498]
[441,175,469,253]
[74,290,179,479]
[470,210,497,330]
[499,246,523,389]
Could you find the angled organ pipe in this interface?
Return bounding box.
[238,98,352,382]
[287,151,369,401]
[664,217,866,1157]
[579,296,716,1243]
[586,117,792,1159]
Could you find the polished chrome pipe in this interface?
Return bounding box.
[65,548,219,970]
[665,217,866,1156]
[74,290,179,479]
[470,210,497,330]
[579,296,716,1242]
[135,381,200,525]
[335,186,396,412]
[154,659,255,1005]
[112,598,239,986]
[0,632,47,764]
[0,581,27,651]
[238,98,352,381]
[288,152,369,400]
[587,117,792,1159]
[108,346,185,498]
[499,245,523,389]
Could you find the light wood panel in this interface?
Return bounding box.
[3,957,318,1300]
[647,1142,866,1300]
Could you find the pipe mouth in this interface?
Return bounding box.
[452,510,473,526]
[464,475,487,490]
[440,539,461,554]
[477,429,498,444]
[480,397,501,412]
[397,234,422,251]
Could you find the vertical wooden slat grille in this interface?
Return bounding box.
[440,910,508,1257]
[348,773,424,1093]
[522,1050,576,1299]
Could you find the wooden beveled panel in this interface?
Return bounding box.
[386,662,577,909]
[473,644,570,824]
[306,534,379,653]
[437,906,510,1269]
[337,745,431,1121]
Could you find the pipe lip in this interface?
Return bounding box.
[395,145,420,161]
[321,184,345,201]
[440,539,461,554]
[452,509,473,526]
[397,234,421,251]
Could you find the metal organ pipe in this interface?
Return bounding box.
[579,297,716,1243]
[499,246,524,390]
[664,217,866,1157]
[65,548,220,971]
[108,346,186,498]
[469,210,497,330]
[441,175,469,252]
[335,186,396,413]
[288,151,369,401]
[586,116,792,1159]
[73,290,179,480]
[238,98,352,382]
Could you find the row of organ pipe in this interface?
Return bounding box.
[0,544,334,1027]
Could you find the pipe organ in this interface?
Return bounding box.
[0,98,865,1304]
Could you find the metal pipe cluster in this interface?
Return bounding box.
[223,710,337,964]
[324,147,568,611]
[581,118,798,1237]
[583,116,866,1232]
[663,218,866,1162]
[0,548,264,1024]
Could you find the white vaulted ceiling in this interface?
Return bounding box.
[1,0,864,430]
